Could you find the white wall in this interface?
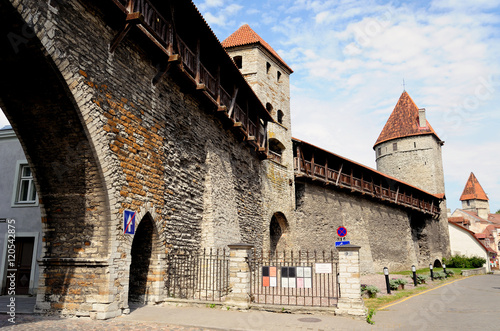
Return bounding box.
[448,223,489,272]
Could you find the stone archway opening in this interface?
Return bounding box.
[270,212,289,254]
[128,214,163,304]
[433,259,442,268]
[0,2,112,315]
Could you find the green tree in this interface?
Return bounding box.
[496,209,500,214]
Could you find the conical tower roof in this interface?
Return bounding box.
[374,91,440,147]
[222,24,293,73]
[460,172,488,201]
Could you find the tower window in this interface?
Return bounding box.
[377,147,381,156]
[277,71,282,82]
[266,62,271,74]
[233,56,242,69]
[266,102,273,114]
[277,110,284,124]
[414,142,416,148]
[393,143,397,151]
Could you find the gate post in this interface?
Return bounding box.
[335,244,366,318]
[226,243,253,308]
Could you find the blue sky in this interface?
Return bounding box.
[1,0,499,213]
[191,0,500,213]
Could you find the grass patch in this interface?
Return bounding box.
[363,275,463,310]
[388,267,471,276]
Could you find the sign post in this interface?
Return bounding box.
[335,226,350,247]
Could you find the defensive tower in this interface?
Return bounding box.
[374,91,450,259]
[374,91,445,196]
[460,172,490,219]
[222,25,295,252]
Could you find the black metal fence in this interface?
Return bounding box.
[166,248,230,302]
[250,250,339,307]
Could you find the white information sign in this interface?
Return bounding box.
[315,263,332,274]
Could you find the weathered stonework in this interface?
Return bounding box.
[294,182,444,273]
[0,0,452,320]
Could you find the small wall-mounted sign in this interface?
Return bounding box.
[124,210,136,235]
[0,218,7,223]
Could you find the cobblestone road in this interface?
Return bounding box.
[0,315,218,331]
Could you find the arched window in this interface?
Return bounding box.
[277,110,284,124]
[233,56,242,69]
[270,213,288,254]
[266,102,273,114]
[269,138,285,163]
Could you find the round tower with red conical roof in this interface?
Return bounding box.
[374,91,450,261]
[374,91,445,196]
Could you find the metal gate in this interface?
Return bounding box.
[166,248,230,302]
[250,250,339,307]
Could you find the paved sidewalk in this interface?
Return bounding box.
[0,296,372,330]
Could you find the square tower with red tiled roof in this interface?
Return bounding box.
[222,24,296,253]
[460,172,490,219]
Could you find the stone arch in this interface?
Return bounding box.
[270,212,289,254]
[0,2,113,315]
[128,212,164,304]
[433,259,442,268]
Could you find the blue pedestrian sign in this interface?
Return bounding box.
[124,210,136,234]
[335,241,351,247]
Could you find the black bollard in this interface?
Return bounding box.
[443,263,447,277]
[384,267,391,294]
[412,265,417,286]
[429,263,434,281]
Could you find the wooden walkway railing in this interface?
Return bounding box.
[294,157,440,215]
[108,0,268,155]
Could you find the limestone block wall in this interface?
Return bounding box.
[294,182,444,273]
[4,0,269,318]
[376,135,445,195]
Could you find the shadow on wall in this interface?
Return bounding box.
[0,1,110,311]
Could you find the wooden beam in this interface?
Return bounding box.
[336,164,343,186]
[395,187,400,203]
[228,87,239,118]
[110,22,134,53]
[195,39,201,84]
[152,63,171,86]
[168,54,181,63]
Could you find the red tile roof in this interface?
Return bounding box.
[222,24,293,73]
[460,172,489,201]
[374,91,440,147]
[489,214,500,224]
[448,216,469,225]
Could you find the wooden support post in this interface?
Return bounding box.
[195,39,201,84]
[325,158,328,181]
[228,87,238,118]
[395,187,399,203]
[336,164,343,186]
[311,153,315,177]
[216,66,221,106]
[126,0,134,13]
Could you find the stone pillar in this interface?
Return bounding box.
[335,244,366,318]
[226,243,253,308]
